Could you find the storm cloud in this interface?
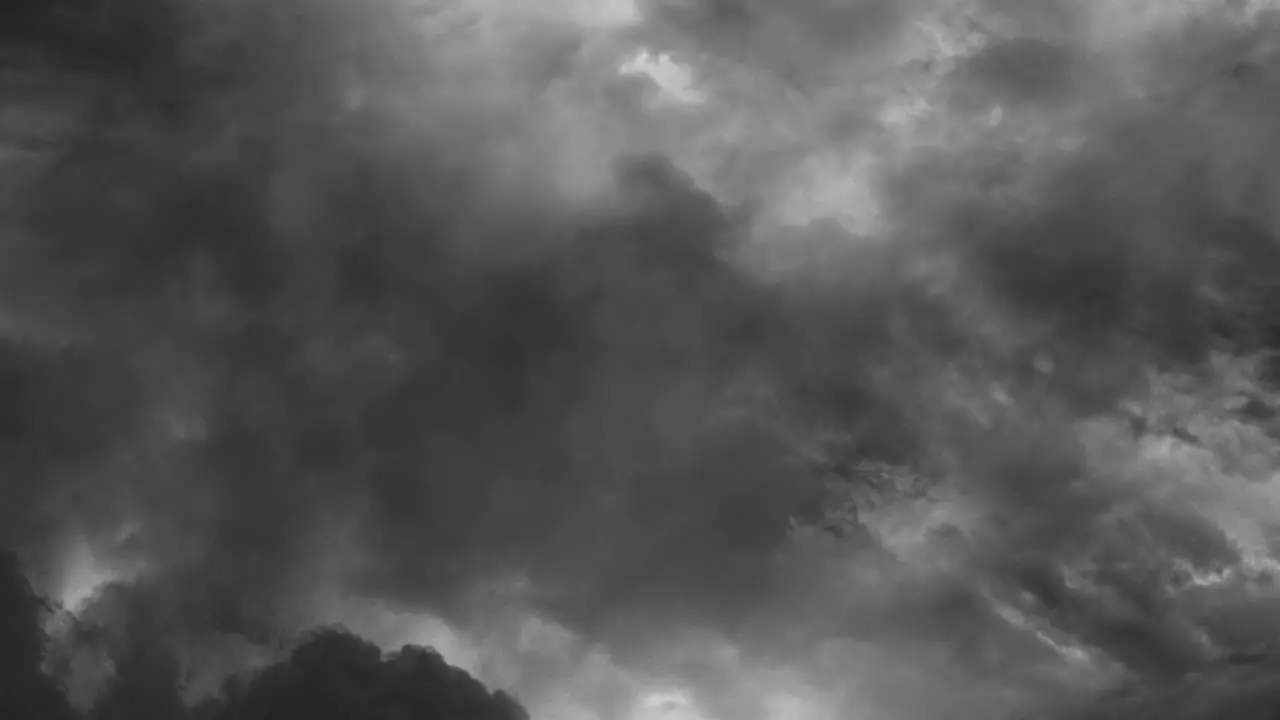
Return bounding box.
[7,1,1280,719]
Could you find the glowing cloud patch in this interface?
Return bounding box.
[54,531,146,613]
[634,690,704,720]
[620,50,708,104]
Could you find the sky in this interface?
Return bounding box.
[18,0,1280,719]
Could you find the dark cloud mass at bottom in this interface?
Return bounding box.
[7,1,1280,719]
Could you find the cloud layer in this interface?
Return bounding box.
[9,1,1280,719]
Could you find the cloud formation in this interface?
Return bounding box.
[10,1,1280,719]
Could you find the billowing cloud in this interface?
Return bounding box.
[12,1,1280,719]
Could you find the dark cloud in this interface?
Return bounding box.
[853,11,1280,698]
[9,1,1280,718]
[5,0,829,667]
[978,0,1085,40]
[638,0,911,89]
[953,37,1090,109]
